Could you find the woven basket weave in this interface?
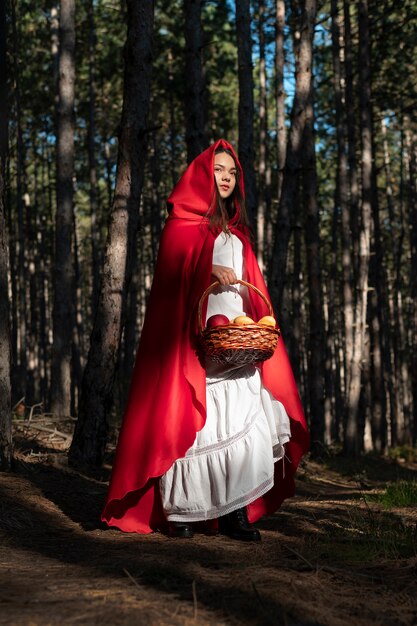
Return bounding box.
[198,280,280,366]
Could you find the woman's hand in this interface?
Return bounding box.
[211,264,238,286]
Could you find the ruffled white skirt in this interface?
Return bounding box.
[159,365,291,522]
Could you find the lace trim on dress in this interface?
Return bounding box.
[166,475,274,522]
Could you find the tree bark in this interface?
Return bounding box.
[0,178,11,472]
[10,0,27,403]
[37,144,50,406]
[290,199,303,394]
[184,0,207,163]
[71,208,85,417]
[265,0,286,264]
[69,0,155,467]
[51,5,59,121]
[382,118,402,446]
[344,0,373,456]
[324,192,343,442]
[167,50,178,188]
[406,121,417,445]
[275,0,286,209]
[50,0,76,417]
[369,222,387,453]
[236,0,257,223]
[87,0,100,318]
[257,0,270,272]
[26,160,38,406]
[303,83,325,453]
[343,0,360,277]
[149,133,163,265]
[395,291,411,443]
[0,0,12,471]
[397,121,412,444]
[331,0,354,399]
[268,0,316,316]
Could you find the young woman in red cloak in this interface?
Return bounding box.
[101,139,309,541]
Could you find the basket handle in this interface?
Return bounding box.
[198,279,274,333]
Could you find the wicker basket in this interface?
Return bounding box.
[198,279,281,366]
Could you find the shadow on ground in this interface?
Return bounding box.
[0,448,416,626]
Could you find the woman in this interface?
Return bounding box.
[101,139,309,540]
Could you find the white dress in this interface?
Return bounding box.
[159,232,292,522]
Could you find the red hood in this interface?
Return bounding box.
[167,138,244,224]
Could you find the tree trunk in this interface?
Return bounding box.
[50,0,76,418]
[167,50,178,188]
[269,0,316,317]
[236,0,257,223]
[386,116,412,445]
[184,0,207,163]
[360,325,371,453]
[257,0,269,272]
[122,258,139,402]
[10,0,27,403]
[380,117,398,445]
[395,282,411,443]
[406,122,417,445]
[343,0,360,277]
[51,5,59,124]
[69,0,155,467]
[397,122,412,444]
[71,208,85,417]
[289,192,303,391]
[87,0,100,317]
[324,196,342,443]
[331,0,354,399]
[0,178,11,472]
[0,0,12,471]
[368,130,390,453]
[275,0,286,209]
[369,248,387,452]
[344,0,373,456]
[266,0,286,265]
[303,84,325,453]
[37,145,49,406]
[26,166,38,406]
[149,132,163,265]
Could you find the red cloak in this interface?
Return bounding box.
[101,139,309,533]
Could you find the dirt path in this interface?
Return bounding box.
[0,430,416,625]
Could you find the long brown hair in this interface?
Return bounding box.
[207,148,252,234]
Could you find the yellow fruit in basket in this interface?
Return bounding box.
[257,315,276,327]
[233,315,255,325]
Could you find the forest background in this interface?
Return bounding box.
[1,0,417,471]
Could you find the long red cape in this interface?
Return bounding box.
[102,139,309,533]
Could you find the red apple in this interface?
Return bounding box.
[206,314,230,328]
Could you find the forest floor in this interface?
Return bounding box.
[0,418,416,626]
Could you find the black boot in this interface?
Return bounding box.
[168,521,194,538]
[219,507,261,542]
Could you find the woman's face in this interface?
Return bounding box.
[214,152,237,199]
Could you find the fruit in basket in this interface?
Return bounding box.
[232,315,255,325]
[257,315,276,327]
[207,314,230,328]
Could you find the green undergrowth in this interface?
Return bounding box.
[308,501,417,563]
[303,450,417,564]
[365,480,417,508]
[388,445,417,463]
